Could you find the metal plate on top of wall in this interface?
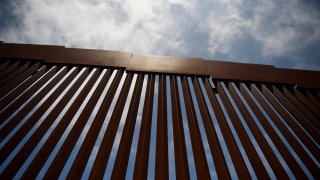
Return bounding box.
[127,54,209,76]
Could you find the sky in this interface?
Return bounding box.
[0,0,320,70]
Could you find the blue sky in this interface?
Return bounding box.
[0,0,320,70]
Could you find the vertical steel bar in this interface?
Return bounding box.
[0,62,40,98]
[43,68,114,179]
[250,84,320,176]
[0,61,20,79]
[293,88,320,118]
[180,76,212,179]
[65,70,128,179]
[193,77,235,179]
[170,75,190,179]
[133,74,155,180]
[203,78,250,179]
[0,65,47,109]
[88,73,134,179]
[154,74,169,180]
[260,84,320,152]
[228,82,290,179]
[0,66,57,121]
[110,73,144,179]
[0,60,10,72]
[268,85,320,143]
[282,86,320,129]
[0,61,30,87]
[1,67,77,163]
[0,67,67,141]
[21,68,101,179]
[306,90,320,109]
[216,81,269,178]
[1,68,86,179]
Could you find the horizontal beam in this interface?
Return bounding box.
[0,42,319,88]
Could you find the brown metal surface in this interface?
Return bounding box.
[42,69,113,179]
[45,48,131,68]
[237,83,307,178]
[65,69,123,179]
[89,72,133,179]
[269,85,320,144]
[1,42,320,179]
[203,79,251,179]
[0,62,40,97]
[21,68,102,179]
[0,43,130,68]
[133,74,155,180]
[1,68,86,179]
[259,84,320,157]
[0,61,31,87]
[170,75,190,179]
[0,43,64,61]
[292,88,320,118]
[282,86,320,129]
[180,77,212,179]
[0,64,48,110]
[127,54,207,76]
[0,67,65,140]
[228,82,290,179]
[0,61,20,79]
[216,81,269,178]
[306,90,320,109]
[193,78,236,179]
[0,60,10,71]
[3,67,77,149]
[250,84,320,175]
[205,60,320,89]
[155,74,169,180]
[1,42,320,88]
[110,73,144,179]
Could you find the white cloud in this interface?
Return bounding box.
[202,0,320,61]
[250,0,320,58]
[1,0,319,69]
[203,1,252,56]
[2,0,191,55]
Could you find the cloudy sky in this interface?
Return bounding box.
[1,0,320,70]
